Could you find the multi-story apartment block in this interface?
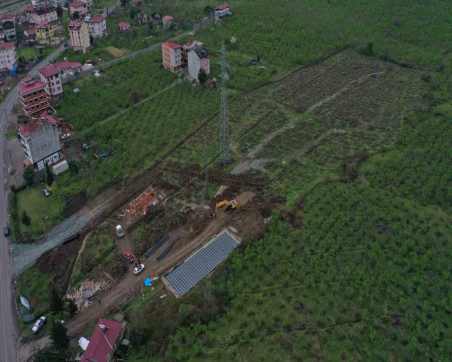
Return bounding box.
[39,61,82,97]
[161,41,183,73]
[19,78,51,118]
[88,15,107,38]
[0,42,16,72]
[69,20,90,53]
[18,112,62,171]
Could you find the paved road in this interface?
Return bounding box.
[0,44,65,362]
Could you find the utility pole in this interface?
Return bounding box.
[219,44,231,165]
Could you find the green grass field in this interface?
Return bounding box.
[15,187,64,239]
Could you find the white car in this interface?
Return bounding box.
[32,316,47,334]
[133,264,145,275]
[115,225,125,238]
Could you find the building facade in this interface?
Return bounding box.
[161,41,183,72]
[39,64,62,96]
[69,20,90,53]
[39,61,82,97]
[187,46,210,81]
[118,21,130,32]
[0,43,16,72]
[30,9,58,25]
[18,113,62,171]
[88,15,107,38]
[19,79,51,118]
[36,22,57,45]
[0,14,16,42]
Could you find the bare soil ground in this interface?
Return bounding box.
[66,193,266,336]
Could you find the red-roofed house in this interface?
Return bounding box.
[88,15,107,38]
[39,61,82,96]
[81,319,125,362]
[0,42,16,72]
[18,112,62,171]
[70,0,89,17]
[161,41,183,72]
[162,15,174,29]
[215,3,232,18]
[69,20,90,53]
[19,78,51,117]
[118,21,130,32]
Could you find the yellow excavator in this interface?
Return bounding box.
[216,198,240,212]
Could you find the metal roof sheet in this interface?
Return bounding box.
[164,230,240,297]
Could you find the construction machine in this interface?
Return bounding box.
[216,198,239,211]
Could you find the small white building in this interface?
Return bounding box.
[0,42,16,72]
[214,3,232,19]
[88,15,107,39]
[187,46,210,82]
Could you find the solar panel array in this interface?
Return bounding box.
[164,231,240,297]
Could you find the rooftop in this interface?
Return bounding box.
[70,0,87,8]
[164,41,182,50]
[19,78,46,96]
[194,46,209,59]
[81,319,123,362]
[118,21,130,30]
[0,13,15,22]
[0,42,15,50]
[163,230,240,297]
[69,20,82,29]
[216,2,230,10]
[39,63,59,78]
[19,112,59,136]
[39,61,82,78]
[91,14,105,23]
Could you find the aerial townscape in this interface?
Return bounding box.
[0,0,450,361]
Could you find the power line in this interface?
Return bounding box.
[219,44,231,165]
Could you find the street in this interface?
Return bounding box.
[0,45,65,362]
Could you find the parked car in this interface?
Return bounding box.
[115,225,125,238]
[133,263,145,275]
[42,188,51,197]
[3,226,10,237]
[31,316,47,333]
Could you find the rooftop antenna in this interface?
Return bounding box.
[219,43,231,165]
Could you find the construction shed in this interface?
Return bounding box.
[163,230,240,297]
